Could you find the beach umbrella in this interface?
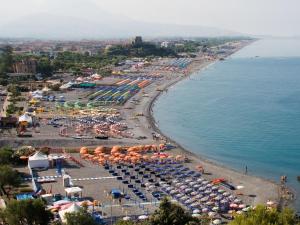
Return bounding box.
[80,147,88,154]
[218,189,225,193]
[190,192,198,196]
[267,200,275,206]
[236,185,244,190]
[192,209,200,214]
[234,199,242,203]
[190,203,200,207]
[138,215,148,220]
[206,201,214,206]
[94,146,105,154]
[208,211,217,217]
[230,203,238,208]
[239,204,246,209]
[123,216,131,221]
[242,207,250,212]
[212,206,219,212]
[20,156,28,160]
[192,213,201,218]
[236,211,243,215]
[202,208,209,213]
[212,219,222,225]
[223,192,230,196]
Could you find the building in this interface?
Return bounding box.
[13,58,37,74]
[132,36,143,46]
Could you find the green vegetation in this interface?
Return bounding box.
[0,199,52,225]
[229,205,300,225]
[0,46,13,85]
[0,147,14,165]
[115,198,209,225]
[0,165,21,197]
[64,207,97,225]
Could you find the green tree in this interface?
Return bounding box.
[0,165,21,197]
[1,199,52,225]
[229,205,300,225]
[0,45,13,74]
[0,147,13,165]
[37,57,54,76]
[64,207,97,225]
[150,198,207,225]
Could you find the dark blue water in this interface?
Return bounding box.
[153,39,300,210]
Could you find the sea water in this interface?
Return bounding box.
[153,38,300,211]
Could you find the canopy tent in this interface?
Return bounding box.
[59,203,82,223]
[28,151,49,169]
[18,113,33,124]
[42,86,50,92]
[91,73,102,80]
[65,187,83,196]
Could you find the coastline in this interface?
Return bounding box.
[139,47,284,207]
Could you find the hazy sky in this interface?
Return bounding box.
[0,0,299,36]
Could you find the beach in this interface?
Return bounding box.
[0,40,285,210]
[123,55,280,207]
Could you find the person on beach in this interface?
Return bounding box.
[245,165,248,174]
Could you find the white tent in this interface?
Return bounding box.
[19,113,33,124]
[65,187,83,196]
[59,203,82,223]
[28,151,49,169]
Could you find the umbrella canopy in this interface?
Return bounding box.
[193,209,200,214]
[123,216,131,221]
[213,219,222,224]
[138,215,148,220]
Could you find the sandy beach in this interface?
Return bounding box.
[123,56,280,207]
[0,41,284,209]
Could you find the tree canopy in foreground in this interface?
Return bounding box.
[229,205,300,225]
[0,199,52,225]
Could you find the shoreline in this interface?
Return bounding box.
[141,47,286,207]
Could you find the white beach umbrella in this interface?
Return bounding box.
[242,207,250,212]
[236,210,243,215]
[212,219,222,224]
[192,213,201,217]
[197,178,204,182]
[170,190,178,194]
[236,185,244,190]
[220,199,228,204]
[234,199,242,203]
[208,211,217,217]
[190,203,200,207]
[138,215,148,220]
[206,201,214,206]
[202,208,209,213]
[193,209,200,214]
[204,190,212,194]
[200,197,208,202]
[212,206,219,212]
[123,216,131,221]
[195,194,203,200]
[267,200,275,206]
[176,193,184,198]
[214,196,223,201]
[223,192,230,196]
[191,192,198,196]
[193,184,201,188]
[218,189,225,193]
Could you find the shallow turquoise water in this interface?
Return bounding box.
[153,39,300,211]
